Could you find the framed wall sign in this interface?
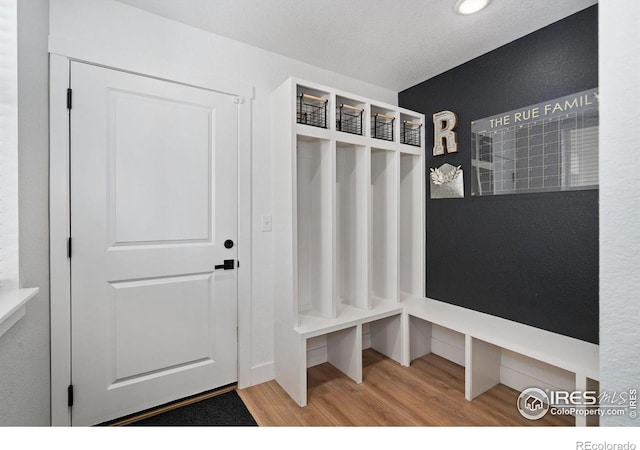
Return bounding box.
[471,88,599,196]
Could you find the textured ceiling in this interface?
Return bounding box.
[113,0,597,91]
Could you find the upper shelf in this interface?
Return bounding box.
[290,78,425,154]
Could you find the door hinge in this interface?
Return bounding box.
[67,88,72,110]
[67,384,74,407]
[67,237,72,259]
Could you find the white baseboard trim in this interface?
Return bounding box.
[500,349,575,392]
[500,365,561,393]
[431,337,465,366]
[307,345,327,368]
[363,331,371,350]
[249,361,274,386]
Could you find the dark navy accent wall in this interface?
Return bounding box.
[398,5,598,343]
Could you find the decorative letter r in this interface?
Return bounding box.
[433,110,458,156]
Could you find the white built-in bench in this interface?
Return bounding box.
[401,295,599,427]
[278,294,599,427]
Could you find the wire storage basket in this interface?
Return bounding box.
[336,103,364,135]
[372,113,395,141]
[401,120,422,147]
[297,93,328,129]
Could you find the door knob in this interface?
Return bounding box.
[215,259,235,270]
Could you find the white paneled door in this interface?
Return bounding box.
[69,62,238,426]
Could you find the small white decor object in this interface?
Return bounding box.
[430,163,464,199]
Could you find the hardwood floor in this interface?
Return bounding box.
[238,349,574,426]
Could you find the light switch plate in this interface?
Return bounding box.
[262,215,272,232]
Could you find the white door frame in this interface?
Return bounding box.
[49,52,254,426]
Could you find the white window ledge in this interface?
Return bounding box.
[0,288,39,338]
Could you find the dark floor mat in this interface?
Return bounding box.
[127,390,257,426]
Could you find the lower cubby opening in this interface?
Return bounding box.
[305,326,362,389]
[367,315,403,365]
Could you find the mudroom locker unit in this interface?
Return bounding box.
[271,77,426,406]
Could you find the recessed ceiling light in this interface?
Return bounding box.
[454,0,492,15]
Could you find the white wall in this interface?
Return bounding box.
[48,0,396,389]
[0,0,50,426]
[599,0,640,427]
